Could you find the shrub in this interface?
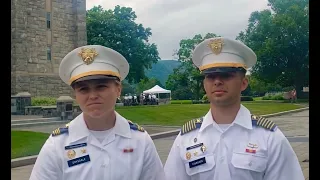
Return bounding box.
[31,97,56,106]
[262,94,285,100]
[202,94,208,101]
[241,96,253,101]
[192,100,209,104]
[171,100,193,104]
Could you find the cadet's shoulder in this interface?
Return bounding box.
[180,117,204,136]
[127,120,145,133]
[251,114,278,132]
[51,122,70,137]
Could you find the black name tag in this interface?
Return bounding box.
[189,157,206,168]
[67,155,90,167]
[65,143,87,150]
[186,143,203,151]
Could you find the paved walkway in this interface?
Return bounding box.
[12,110,309,180]
[11,115,43,120]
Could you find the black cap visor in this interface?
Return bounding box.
[71,75,120,87]
[201,67,246,75]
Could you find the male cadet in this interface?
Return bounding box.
[164,37,304,180]
[29,45,165,180]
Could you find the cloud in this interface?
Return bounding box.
[87,0,269,59]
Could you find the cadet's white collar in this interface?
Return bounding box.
[67,111,131,144]
[113,111,132,138]
[199,104,253,132]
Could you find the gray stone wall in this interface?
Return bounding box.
[11,0,87,97]
[14,74,74,97]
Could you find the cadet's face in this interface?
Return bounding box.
[73,79,121,118]
[203,72,248,107]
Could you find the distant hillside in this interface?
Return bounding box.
[145,60,181,86]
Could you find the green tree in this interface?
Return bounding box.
[248,75,282,96]
[86,5,160,83]
[241,84,252,96]
[136,77,163,94]
[166,62,197,100]
[237,0,309,97]
[121,81,136,96]
[166,33,220,100]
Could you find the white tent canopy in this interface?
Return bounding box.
[143,85,171,94]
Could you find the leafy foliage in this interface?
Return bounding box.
[136,77,164,94]
[31,97,56,106]
[121,81,136,95]
[237,0,309,96]
[86,5,160,83]
[166,33,220,100]
[262,93,285,100]
[248,75,283,96]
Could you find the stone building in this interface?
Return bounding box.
[11,0,87,97]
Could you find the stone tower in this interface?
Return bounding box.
[11,0,87,97]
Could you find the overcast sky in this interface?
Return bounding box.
[87,0,270,60]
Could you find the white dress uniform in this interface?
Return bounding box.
[30,112,165,180]
[164,105,304,180]
[29,45,165,180]
[164,37,304,180]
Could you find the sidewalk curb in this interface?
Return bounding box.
[260,107,309,118]
[11,117,60,122]
[11,155,38,168]
[11,107,308,168]
[11,121,70,128]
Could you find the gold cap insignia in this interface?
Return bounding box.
[208,38,224,55]
[78,48,98,65]
[67,150,76,159]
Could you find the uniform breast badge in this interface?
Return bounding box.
[67,150,76,159]
[200,145,206,153]
[186,143,203,151]
[245,143,258,153]
[193,151,198,156]
[186,152,192,160]
[123,148,134,153]
[65,143,91,167]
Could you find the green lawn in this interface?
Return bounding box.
[253,97,263,101]
[12,101,303,159]
[115,102,302,126]
[11,131,49,159]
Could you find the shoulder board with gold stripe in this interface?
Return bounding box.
[128,120,145,132]
[251,114,277,132]
[181,117,203,135]
[52,123,70,136]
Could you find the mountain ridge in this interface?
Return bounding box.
[145,60,181,86]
